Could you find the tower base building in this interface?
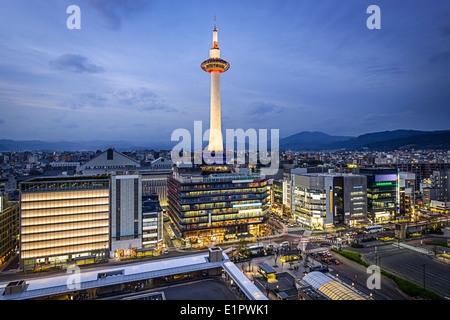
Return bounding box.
[167,165,269,245]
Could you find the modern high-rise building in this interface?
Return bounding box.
[291,173,367,230]
[141,194,164,249]
[168,166,269,244]
[398,172,416,218]
[0,194,19,266]
[359,168,398,223]
[19,175,110,269]
[110,172,142,258]
[272,180,283,215]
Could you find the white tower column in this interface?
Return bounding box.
[209,70,223,151]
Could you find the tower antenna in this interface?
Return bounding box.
[214,16,216,29]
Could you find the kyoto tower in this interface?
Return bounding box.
[201,19,230,152]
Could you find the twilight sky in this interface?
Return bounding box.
[0,0,449,147]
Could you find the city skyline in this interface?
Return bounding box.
[1,0,450,146]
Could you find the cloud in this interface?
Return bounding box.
[88,0,151,30]
[245,102,284,117]
[49,54,104,73]
[114,87,177,112]
[63,87,177,112]
[364,63,402,75]
[429,51,450,64]
[69,92,108,109]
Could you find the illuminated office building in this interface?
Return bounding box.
[168,166,269,244]
[19,175,110,269]
[142,194,163,249]
[110,172,142,258]
[398,172,416,218]
[359,168,398,223]
[0,194,19,266]
[291,173,367,230]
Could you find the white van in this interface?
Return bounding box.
[281,241,289,247]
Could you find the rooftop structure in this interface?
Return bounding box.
[301,271,367,300]
[0,248,267,301]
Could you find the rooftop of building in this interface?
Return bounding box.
[301,271,367,300]
[0,250,267,301]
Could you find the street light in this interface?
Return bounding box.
[423,264,426,291]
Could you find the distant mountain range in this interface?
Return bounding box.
[1,129,449,152]
[279,129,450,151]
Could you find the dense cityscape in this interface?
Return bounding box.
[1,145,449,303]
[1,0,449,315]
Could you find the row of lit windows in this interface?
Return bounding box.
[179,193,266,203]
[180,181,267,191]
[21,220,109,234]
[181,187,267,197]
[21,205,110,218]
[183,208,237,217]
[143,221,157,227]
[180,217,262,230]
[179,211,266,225]
[21,234,109,251]
[21,242,109,259]
[21,189,110,202]
[368,193,395,199]
[21,212,109,227]
[21,227,109,243]
[21,198,109,210]
[180,199,267,211]
[372,202,396,209]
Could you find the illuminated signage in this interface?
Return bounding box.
[376,182,393,186]
[374,174,397,182]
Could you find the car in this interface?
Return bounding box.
[164,248,169,254]
[321,258,333,265]
[310,252,319,258]
[281,241,289,247]
[311,266,329,273]
[321,252,332,258]
[330,259,340,265]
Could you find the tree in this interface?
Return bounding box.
[238,240,250,258]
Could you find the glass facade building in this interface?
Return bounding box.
[167,170,269,244]
[142,194,163,249]
[360,168,398,223]
[291,173,367,230]
[19,175,110,269]
[0,194,19,266]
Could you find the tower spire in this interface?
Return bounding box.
[213,16,218,49]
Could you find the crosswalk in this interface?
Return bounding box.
[392,243,434,255]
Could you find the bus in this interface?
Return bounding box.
[248,245,264,254]
[363,225,383,233]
